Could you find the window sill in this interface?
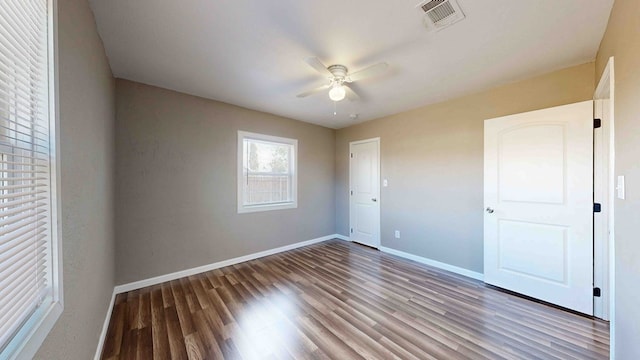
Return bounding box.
[238,202,298,214]
[2,300,63,360]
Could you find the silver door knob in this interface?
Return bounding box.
[486,207,494,214]
[372,198,377,202]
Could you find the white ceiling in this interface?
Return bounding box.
[88,0,614,129]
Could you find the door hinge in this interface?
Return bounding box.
[350,190,353,196]
[350,228,353,234]
[594,203,602,213]
[594,287,601,297]
[350,153,354,158]
[594,118,602,129]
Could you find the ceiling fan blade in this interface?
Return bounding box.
[347,62,389,82]
[304,57,334,78]
[296,83,331,98]
[343,84,360,101]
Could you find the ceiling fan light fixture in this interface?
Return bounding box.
[329,84,346,102]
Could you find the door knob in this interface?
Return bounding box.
[486,207,494,214]
[372,198,377,202]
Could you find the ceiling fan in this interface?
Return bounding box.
[297,57,389,102]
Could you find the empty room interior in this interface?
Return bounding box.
[2,0,640,359]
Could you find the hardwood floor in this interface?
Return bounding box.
[101,240,609,360]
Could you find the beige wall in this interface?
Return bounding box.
[35,0,116,358]
[336,62,595,273]
[114,80,335,284]
[596,0,640,357]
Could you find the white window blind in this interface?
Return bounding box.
[0,0,60,356]
[237,131,297,213]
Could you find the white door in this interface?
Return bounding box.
[484,101,594,315]
[350,138,380,248]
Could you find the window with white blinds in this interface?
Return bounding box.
[0,0,62,358]
[237,131,298,213]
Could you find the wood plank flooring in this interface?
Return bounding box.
[101,240,609,359]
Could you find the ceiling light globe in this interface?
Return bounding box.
[329,85,346,102]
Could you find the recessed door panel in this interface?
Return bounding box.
[498,220,568,284]
[355,204,375,236]
[499,124,566,204]
[356,152,373,193]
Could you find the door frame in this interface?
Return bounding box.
[593,56,615,354]
[594,99,610,319]
[349,137,381,248]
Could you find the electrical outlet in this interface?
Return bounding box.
[394,230,400,238]
[383,179,388,187]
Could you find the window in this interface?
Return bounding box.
[0,0,62,358]
[237,131,297,213]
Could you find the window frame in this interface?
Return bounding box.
[237,131,298,214]
[0,0,63,359]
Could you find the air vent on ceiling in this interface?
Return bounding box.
[416,0,465,31]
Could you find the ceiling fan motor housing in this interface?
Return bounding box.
[328,64,348,82]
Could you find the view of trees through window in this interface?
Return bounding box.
[247,141,290,174]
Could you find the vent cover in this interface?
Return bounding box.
[416,0,465,31]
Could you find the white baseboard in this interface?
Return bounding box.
[379,246,484,281]
[94,289,117,360]
[334,234,350,241]
[113,234,343,294]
